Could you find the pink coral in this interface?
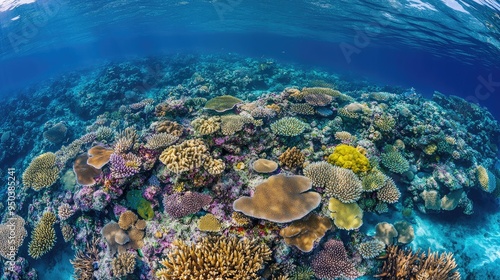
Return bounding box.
[163,192,212,219]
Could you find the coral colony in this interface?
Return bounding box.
[1,54,499,279]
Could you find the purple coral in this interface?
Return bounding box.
[163,192,212,219]
[109,153,141,178]
[311,239,359,279]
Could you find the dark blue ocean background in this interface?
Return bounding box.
[0,0,500,279]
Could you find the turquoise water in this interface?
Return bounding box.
[0,1,499,279]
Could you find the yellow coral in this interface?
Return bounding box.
[424,144,437,155]
[155,236,271,279]
[28,212,57,259]
[191,116,221,135]
[197,214,222,232]
[22,152,60,191]
[328,197,363,230]
[476,165,496,192]
[327,144,370,173]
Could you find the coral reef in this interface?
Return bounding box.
[22,152,60,190]
[28,212,57,259]
[311,239,359,279]
[279,213,331,252]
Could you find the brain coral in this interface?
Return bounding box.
[28,212,57,259]
[0,215,27,259]
[233,174,321,223]
[270,117,307,136]
[325,166,363,203]
[328,197,363,230]
[22,152,60,191]
[327,144,370,173]
[156,236,271,279]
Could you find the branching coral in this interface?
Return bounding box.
[28,212,57,259]
[376,245,461,280]
[303,161,334,188]
[163,191,212,219]
[358,239,386,259]
[197,213,222,232]
[377,178,401,204]
[270,117,307,136]
[155,120,184,137]
[311,239,359,279]
[290,103,315,115]
[233,174,321,223]
[155,236,271,279]
[112,252,136,277]
[22,152,60,190]
[145,132,179,150]
[279,147,305,169]
[476,165,496,193]
[70,238,99,280]
[380,147,409,174]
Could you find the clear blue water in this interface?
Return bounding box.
[0,0,499,279]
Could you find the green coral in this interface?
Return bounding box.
[361,168,388,192]
[380,146,409,174]
[374,114,396,132]
[204,95,242,112]
[327,144,370,173]
[28,212,57,259]
[22,152,60,191]
[270,117,307,136]
[137,199,154,220]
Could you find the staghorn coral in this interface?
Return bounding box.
[328,198,363,230]
[233,174,321,223]
[358,239,386,259]
[112,252,136,277]
[197,213,222,232]
[327,144,370,173]
[0,215,27,259]
[325,166,363,203]
[118,210,138,230]
[57,203,75,221]
[204,95,243,112]
[377,178,401,204]
[311,239,359,279]
[145,133,179,150]
[22,152,60,190]
[279,213,332,252]
[155,236,271,279]
[376,245,461,280]
[73,154,101,186]
[191,116,221,135]
[279,147,305,169]
[380,148,409,174]
[61,224,74,242]
[270,117,307,137]
[28,212,57,259]
[290,103,315,115]
[86,146,114,169]
[113,127,138,154]
[252,158,279,173]
[71,238,99,280]
[303,161,334,188]
[163,191,212,219]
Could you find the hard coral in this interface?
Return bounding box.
[377,178,401,204]
[73,154,101,186]
[252,158,279,173]
[28,212,57,259]
[358,239,386,259]
[327,144,370,173]
[270,117,307,137]
[325,166,363,203]
[191,116,221,135]
[279,213,332,252]
[159,139,209,174]
[118,210,138,230]
[233,174,321,223]
[0,215,27,259]
[328,198,363,230]
[311,239,359,279]
[279,147,305,169]
[376,245,460,280]
[197,213,222,232]
[204,95,243,112]
[163,191,212,219]
[70,238,99,280]
[145,132,179,150]
[87,146,114,169]
[22,152,60,190]
[112,252,136,277]
[155,236,271,279]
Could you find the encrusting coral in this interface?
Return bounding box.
[22,152,60,190]
[197,213,222,232]
[233,174,321,223]
[28,212,57,259]
[328,197,363,230]
[279,213,332,252]
[155,236,271,279]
